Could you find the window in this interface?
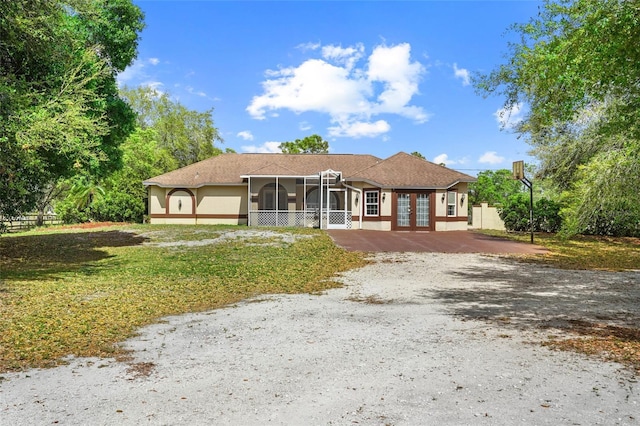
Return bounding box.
[365,190,379,216]
[447,191,457,216]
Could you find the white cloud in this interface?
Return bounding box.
[141,81,165,96]
[322,43,364,70]
[117,57,161,87]
[186,86,207,97]
[431,154,469,166]
[328,119,390,138]
[478,151,506,164]
[299,121,312,131]
[297,42,321,52]
[453,63,470,86]
[237,131,254,141]
[432,153,452,165]
[241,141,282,153]
[494,102,524,129]
[247,42,428,138]
[117,60,145,86]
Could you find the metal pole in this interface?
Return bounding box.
[521,177,533,244]
[529,180,534,244]
[247,176,251,227]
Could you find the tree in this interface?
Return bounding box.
[120,86,223,168]
[57,86,225,224]
[468,169,523,207]
[279,134,329,154]
[0,0,144,224]
[94,128,178,223]
[475,0,640,236]
[410,151,426,160]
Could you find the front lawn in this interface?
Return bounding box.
[0,224,366,372]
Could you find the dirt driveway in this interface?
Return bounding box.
[2,251,638,425]
[327,229,548,254]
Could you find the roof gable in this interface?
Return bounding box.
[348,152,475,188]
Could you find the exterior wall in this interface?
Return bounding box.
[347,182,391,230]
[471,203,506,231]
[361,220,392,231]
[147,185,247,225]
[196,186,248,225]
[149,186,166,216]
[434,190,448,217]
[434,183,469,231]
[147,180,471,232]
[168,190,194,215]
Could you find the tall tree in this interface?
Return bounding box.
[0,0,144,222]
[279,134,329,154]
[468,169,523,207]
[92,128,179,223]
[475,0,640,236]
[120,86,223,168]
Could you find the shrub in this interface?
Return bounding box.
[93,191,145,223]
[55,199,91,224]
[499,194,563,233]
[533,198,562,233]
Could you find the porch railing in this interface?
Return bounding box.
[249,210,352,229]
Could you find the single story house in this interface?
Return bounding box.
[143,151,476,231]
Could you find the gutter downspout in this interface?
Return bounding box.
[341,181,362,230]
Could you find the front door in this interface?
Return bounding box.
[393,191,433,230]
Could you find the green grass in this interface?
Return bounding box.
[0,224,366,372]
[478,230,640,271]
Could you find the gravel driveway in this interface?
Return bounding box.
[1,252,639,425]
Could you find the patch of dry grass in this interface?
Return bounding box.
[479,230,640,371]
[479,230,640,271]
[0,224,367,372]
[543,321,640,373]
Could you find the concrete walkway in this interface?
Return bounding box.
[326,229,548,254]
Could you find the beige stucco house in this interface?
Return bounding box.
[143,151,476,231]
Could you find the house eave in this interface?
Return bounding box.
[344,178,475,190]
[143,181,246,188]
[239,174,320,179]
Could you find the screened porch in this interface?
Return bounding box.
[243,170,354,229]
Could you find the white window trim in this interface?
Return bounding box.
[447,191,457,216]
[364,190,379,217]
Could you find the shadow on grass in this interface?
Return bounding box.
[0,230,149,280]
[429,260,640,336]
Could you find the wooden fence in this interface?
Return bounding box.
[1,214,62,233]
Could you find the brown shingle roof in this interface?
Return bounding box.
[347,152,475,188]
[143,152,475,188]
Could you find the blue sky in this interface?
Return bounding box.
[119,1,541,175]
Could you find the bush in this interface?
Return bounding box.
[93,191,145,223]
[55,199,90,224]
[533,198,562,233]
[499,193,531,232]
[583,208,640,237]
[499,194,563,233]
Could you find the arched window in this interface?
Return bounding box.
[306,187,340,210]
[258,183,288,210]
